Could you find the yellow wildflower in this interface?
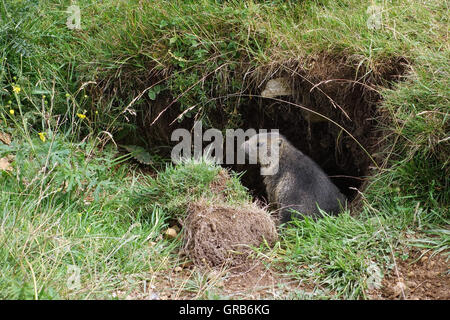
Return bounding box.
[12,86,21,94]
[9,109,14,115]
[38,132,46,142]
[76,113,86,120]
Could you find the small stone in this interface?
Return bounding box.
[261,77,293,98]
[164,228,177,239]
[149,292,160,300]
[392,280,408,298]
[174,266,183,272]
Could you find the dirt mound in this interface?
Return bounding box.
[182,199,278,268]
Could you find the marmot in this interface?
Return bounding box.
[240,132,346,223]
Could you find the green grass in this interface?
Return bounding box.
[0,129,245,298]
[0,105,252,299]
[0,0,448,299]
[270,207,445,299]
[133,157,251,220]
[0,130,175,299]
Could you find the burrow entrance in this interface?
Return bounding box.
[232,89,376,202]
[231,74,382,202]
[132,56,408,205]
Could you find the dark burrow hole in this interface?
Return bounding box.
[132,57,408,206]
[223,74,393,203]
[227,98,373,203]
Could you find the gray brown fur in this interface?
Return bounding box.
[241,132,346,223]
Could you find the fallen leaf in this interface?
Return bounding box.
[0,157,12,172]
[0,131,11,145]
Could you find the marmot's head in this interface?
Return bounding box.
[240,132,284,175]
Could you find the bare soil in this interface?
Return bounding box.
[369,249,449,300]
[120,259,304,300]
[118,246,448,300]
